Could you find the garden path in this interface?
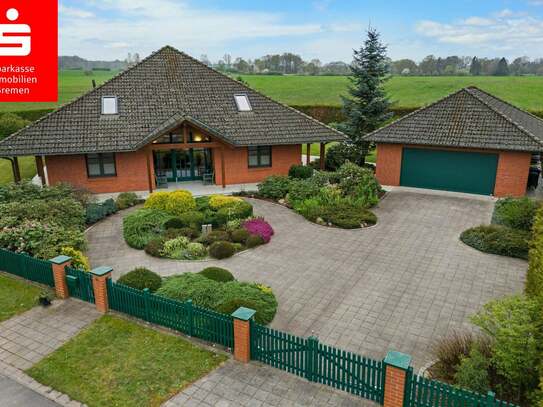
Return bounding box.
[86,190,527,369]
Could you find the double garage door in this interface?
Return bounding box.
[400,148,498,195]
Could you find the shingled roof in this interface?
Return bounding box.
[364,86,543,152]
[0,46,346,156]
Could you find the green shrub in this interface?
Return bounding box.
[225,219,242,232]
[102,198,118,215]
[216,200,253,221]
[164,227,199,240]
[177,211,206,228]
[492,197,539,231]
[460,225,530,260]
[85,203,108,224]
[527,206,543,304]
[246,234,265,248]
[324,142,362,171]
[209,241,236,259]
[156,273,222,308]
[0,112,30,140]
[217,282,278,325]
[288,164,313,179]
[198,267,235,282]
[454,345,491,394]
[327,208,377,229]
[202,209,227,228]
[123,209,171,249]
[161,237,190,259]
[231,228,250,243]
[257,175,291,200]
[164,217,185,230]
[286,179,321,205]
[117,267,162,292]
[116,192,138,210]
[144,190,196,216]
[337,162,381,207]
[199,230,230,245]
[471,295,541,400]
[144,238,165,257]
[195,196,210,211]
[184,242,207,260]
[429,332,475,382]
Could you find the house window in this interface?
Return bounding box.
[101,96,118,114]
[248,146,272,168]
[234,94,252,111]
[86,153,116,177]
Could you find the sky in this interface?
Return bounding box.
[58,0,543,63]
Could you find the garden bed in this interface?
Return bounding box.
[235,162,381,229]
[123,190,274,261]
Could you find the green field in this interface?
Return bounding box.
[240,75,543,111]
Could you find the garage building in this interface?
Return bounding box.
[364,87,543,196]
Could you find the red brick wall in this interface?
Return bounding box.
[374,143,531,197]
[214,144,301,185]
[494,151,531,197]
[375,143,403,186]
[45,149,154,194]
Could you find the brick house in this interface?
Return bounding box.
[0,46,345,194]
[364,87,543,197]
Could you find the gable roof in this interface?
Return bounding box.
[364,86,543,152]
[0,46,346,157]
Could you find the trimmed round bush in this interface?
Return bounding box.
[231,228,250,243]
[327,207,377,229]
[123,208,171,249]
[195,196,211,211]
[163,227,199,240]
[288,164,313,179]
[209,241,236,259]
[243,218,274,243]
[184,242,207,260]
[161,236,190,259]
[217,282,278,325]
[156,273,222,308]
[116,192,138,210]
[286,179,321,205]
[460,225,530,259]
[199,267,235,282]
[144,237,165,257]
[209,195,243,210]
[177,210,206,228]
[200,230,231,245]
[491,197,539,231]
[246,234,264,248]
[257,175,291,200]
[118,267,162,292]
[144,190,196,216]
[217,200,253,221]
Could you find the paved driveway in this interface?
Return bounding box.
[87,190,526,369]
[0,374,60,407]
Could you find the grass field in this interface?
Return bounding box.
[27,315,227,407]
[0,273,45,322]
[0,156,36,184]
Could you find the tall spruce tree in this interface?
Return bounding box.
[470,57,482,76]
[338,28,392,164]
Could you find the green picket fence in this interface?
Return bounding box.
[0,248,55,287]
[65,266,95,303]
[251,322,385,404]
[107,280,234,348]
[405,369,519,407]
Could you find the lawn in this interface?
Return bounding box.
[27,315,227,407]
[239,75,543,112]
[0,273,44,322]
[0,156,36,184]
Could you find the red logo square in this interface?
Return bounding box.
[0,1,58,102]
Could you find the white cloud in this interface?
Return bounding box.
[59,5,94,19]
[415,11,543,55]
[59,0,351,60]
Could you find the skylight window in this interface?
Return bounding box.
[101,96,118,115]
[234,94,252,112]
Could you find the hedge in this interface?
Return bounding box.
[460,225,530,260]
[526,206,543,304]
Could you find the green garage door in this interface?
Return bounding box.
[400,148,498,195]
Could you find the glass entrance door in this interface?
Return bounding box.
[153,149,212,182]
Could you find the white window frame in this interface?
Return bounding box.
[234,94,252,112]
[101,96,118,115]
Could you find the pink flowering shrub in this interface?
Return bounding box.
[242,218,274,243]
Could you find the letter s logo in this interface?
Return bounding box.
[0,8,31,56]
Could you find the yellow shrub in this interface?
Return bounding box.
[61,247,90,272]
[209,195,242,210]
[144,190,195,216]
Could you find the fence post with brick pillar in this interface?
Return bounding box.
[231,307,256,363]
[49,255,71,299]
[90,266,112,313]
[383,351,412,407]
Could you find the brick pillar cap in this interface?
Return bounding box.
[231,307,256,321]
[50,255,71,264]
[90,266,113,277]
[384,351,412,370]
